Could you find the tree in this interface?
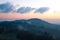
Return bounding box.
[16,30,54,40]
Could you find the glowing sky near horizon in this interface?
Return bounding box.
[0,0,60,24]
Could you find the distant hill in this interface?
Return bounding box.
[0,18,60,40]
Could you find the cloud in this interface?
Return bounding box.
[35,7,49,13]
[0,3,49,14]
[17,7,35,13]
[0,2,13,13]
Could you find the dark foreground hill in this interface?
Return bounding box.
[0,18,60,40]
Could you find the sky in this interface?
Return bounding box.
[0,0,60,24]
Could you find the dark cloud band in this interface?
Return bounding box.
[0,2,49,14]
[17,7,35,13]
[35,7,49,13]
[0,2,13,13]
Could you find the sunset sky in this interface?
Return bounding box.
[0,0,60,24]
